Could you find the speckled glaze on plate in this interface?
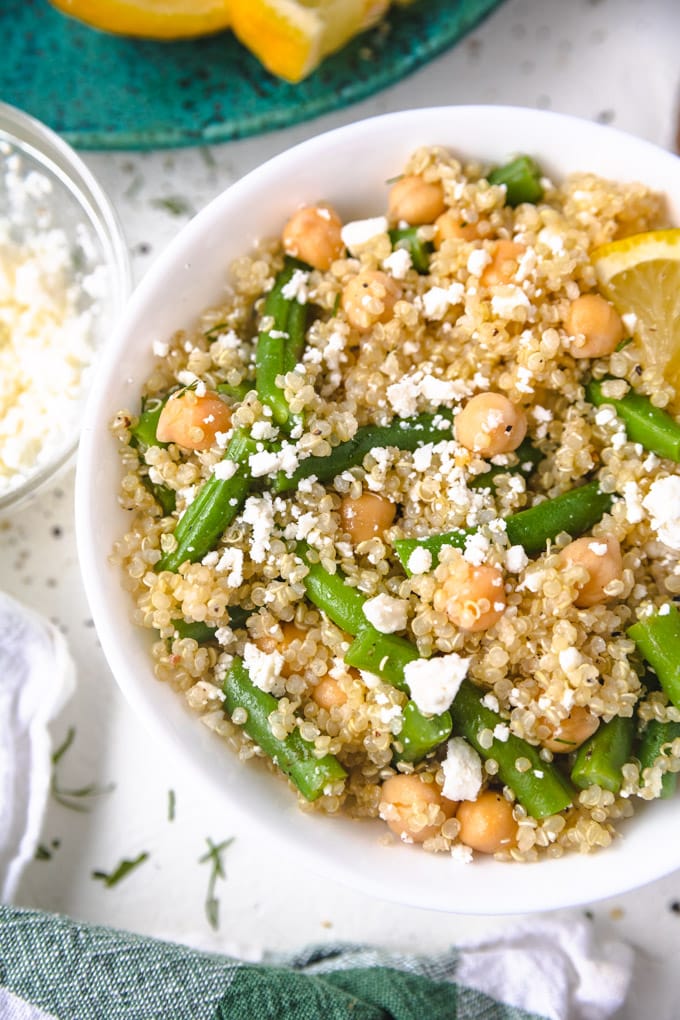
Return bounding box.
[2,0,505,151]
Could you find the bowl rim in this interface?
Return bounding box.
[0,100,132,513]
[76,104,680,914]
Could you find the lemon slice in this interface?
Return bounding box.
[49,0,232,39]
[592,228,680,394]
[229,0,389,83]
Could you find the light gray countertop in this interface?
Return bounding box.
[3,1,680,1017]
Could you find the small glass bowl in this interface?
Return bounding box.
[0,101,131,513]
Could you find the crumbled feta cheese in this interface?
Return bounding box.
[450,842,474,864]
[505,545,528,573]
[467,248,492,277]
[281,269,309,303]
[643,477,680,550]
[623,481,644,524]
[588,541,608,556]
[403,653,470,716]
[363,593,408,634]
[243,642,285,696]
[249,442,300,478]
[382,247,412,279]
[493,723,510,742]
[441,736,483,801]
[421,283,465,320]
[621,312,637,333]
[490,286,532,318]
[407,546,432,575]
[463,531,490,566]
[559,647,582,673]
[215,548,244,587]
[242,493,275,562]
[341,216,388,252]
[213,459,237,481]
[250,420,279,441]
[537,227,565,254]
[152,339,169,357]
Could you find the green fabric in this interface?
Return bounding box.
[0,905,548,1020]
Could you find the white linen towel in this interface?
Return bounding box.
[0,591,75,902]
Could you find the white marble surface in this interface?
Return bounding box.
[3,0,680,1016]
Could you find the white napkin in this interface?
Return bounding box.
[0,591,75,902]
[454,917,634,1019]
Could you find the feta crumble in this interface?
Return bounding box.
[403,653,470,716]
[363,593,408,634]
[643,476,680,550]
[243,642,285,696]
[441,736,483,801]
[341,216,388,252]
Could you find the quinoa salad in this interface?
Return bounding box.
[112,145,680,863]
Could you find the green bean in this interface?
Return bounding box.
[571,715,636,794]
[156,428,257,573]
[224,658,346,801]
[388,226,432,274]
[255,257,309,428]
[504,479,612,553]
[217,381,252,404]
[395,479,612,572]
[487,155,544,207]
[344,627,419,691]
[130,395,166,449]
[299,549,452,761]
[587,378,680,462]
[628,605,680,709]
[171,619,217,643]
[170,604,251,643]
[130,396,177,515]
[272,408,454,493]
[467,438,542,490]
[637,719,680,798]
[449,679,576,818]
[396,702,453,763]
[299,550,368,635]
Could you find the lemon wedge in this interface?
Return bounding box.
[229,0,389,83]
[592,228,680,395]
[49,0,232,39]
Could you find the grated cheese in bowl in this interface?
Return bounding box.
[0,102,130,511]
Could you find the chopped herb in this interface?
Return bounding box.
[92,852,149,888]
[615,336,633,352]
[168,789,176,821]
[35,844,52,861]
[199,837,234,931]
[204,321,231,339]
[51,726,115,812]
[151,195,194,217]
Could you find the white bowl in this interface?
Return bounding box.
[76,106,680,914]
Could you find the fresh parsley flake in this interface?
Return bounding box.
[199,837,234,931]
[92,852,149,888]
[50,727,115,812]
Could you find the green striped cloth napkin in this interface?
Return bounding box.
[0,905,632,1019]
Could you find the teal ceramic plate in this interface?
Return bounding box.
[1,0,504,151]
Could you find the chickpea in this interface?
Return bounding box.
[312,676,347,710]
[564,293,624,359]
[456,790,518,854]
[542,706,600,753]
[433,208,480,247]
[388,174,446,225]
[379,773,456,843]
[454,391,527,458]
[255,622,307,677]
[480,240,526,287]
[433,549,506,632]
[281,203,345,271]
[155,389,232,451]
[341,270,402,331]
[340,492,396,544]
[559,535,623,608]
